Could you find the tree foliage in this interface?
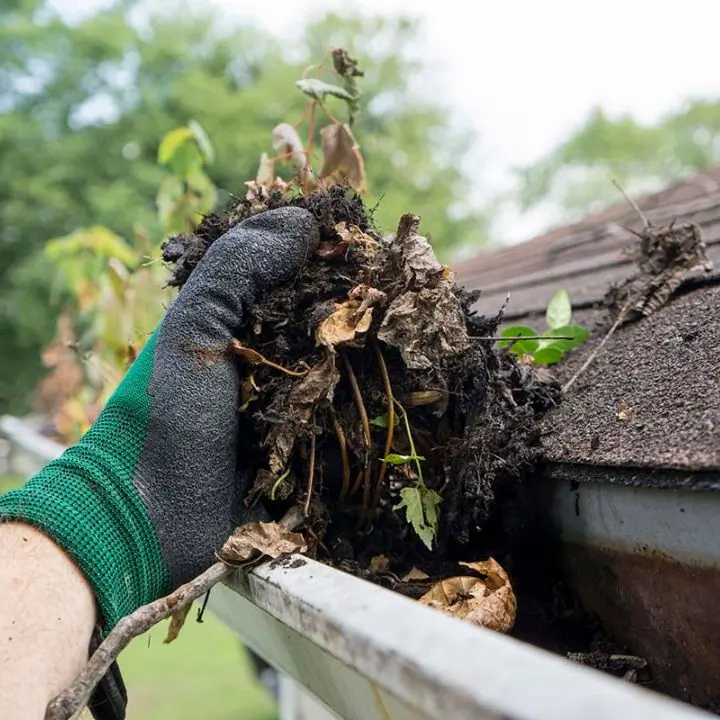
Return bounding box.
[516,100,720,216]
[0,1,488,414]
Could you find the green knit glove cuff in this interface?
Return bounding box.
[0,332,170,631]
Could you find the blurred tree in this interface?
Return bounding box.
[516,101,720,217]
[0,1,487,415]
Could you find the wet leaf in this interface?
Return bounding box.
[271,122,307,170]
[419,558,517,633]
[295,78,356,103]
[378,277,470,370]
[158,127,193,165]
[394,484,441,550]
[408,390,445,407]
[164,605,192,645]
[316,299,373,349]
[369,555,391,573]
[219,521,308,564]
[256,152,275,185]
[532,346,564,366]
[546,288,572,330]
[319,123,366,192]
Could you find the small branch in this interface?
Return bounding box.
[231,340,309,377]
[304,423,317,517]
[562,299,632,394]
[613,179,650,229]
[472,335,575,342]
[330,406,351,501]
[45,562,234,720]
[374,343,396,507]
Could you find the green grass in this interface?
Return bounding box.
[1,474,277,720]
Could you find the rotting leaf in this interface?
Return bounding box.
[164,604,192,645]
[418,559,517,633]
[394,484,441,550]
[407,390,445,407]
[369,555,391,573]
[219,521,308,565]
[378,277,471,370]
[392,214,443,289]
[319,123,366,192]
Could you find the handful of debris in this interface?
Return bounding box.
[165,184,559,583]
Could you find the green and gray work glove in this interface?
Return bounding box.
[0,207,318,716]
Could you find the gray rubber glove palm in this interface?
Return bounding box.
[0,206,319,631]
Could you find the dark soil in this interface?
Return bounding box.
[163,184,614,663]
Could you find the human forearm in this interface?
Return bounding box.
[0,522,96,719]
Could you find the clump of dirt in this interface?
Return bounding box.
[163,184,560,579]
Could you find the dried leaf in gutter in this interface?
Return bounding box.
[319,123,366,192]
[418,558,517,633]
[219,521,308,565]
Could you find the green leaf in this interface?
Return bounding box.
[498,325,540,355]
[168,142,203,180]
[545,288,572,330]
[532,346,565,365]
[371,413,400,429]
[158,127,194,165]
[393,485,442,550]
[543,324,590,352]
[295,78,356,103]
[188,119,215,164]
[384,453,425,466]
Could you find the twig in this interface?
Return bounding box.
[471,335,575,342]
[373,343,395,507]
[330,406,351,501]
[304,423,317,517]
[562,299,632,393]
[613,179,650,229]
[231,340,309,377]
[45,562,234,720]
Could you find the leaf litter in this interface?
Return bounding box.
[163,183,561,635]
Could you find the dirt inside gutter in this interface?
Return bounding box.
[163,186,717,700]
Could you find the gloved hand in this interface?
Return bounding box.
[0,207,318,715]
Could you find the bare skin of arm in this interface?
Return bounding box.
[0,522,96,719]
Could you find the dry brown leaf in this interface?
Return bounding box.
[316,285,386,350]
[231,339,264,365]
[256,152,275,185]
[617,402,632,421]
[272,123,308,170]
[407,390,445,407]
[319,123,366,192]
[219,522,308,565]
[369,555,391,573]
[164,604,192,645]
[402,567,430,581]
[418,558,516,633]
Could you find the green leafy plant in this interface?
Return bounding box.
[387,401,441,550]
[498,288,589,366]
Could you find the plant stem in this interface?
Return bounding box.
[270,467,291,501]
[393,400,424,487]
[304,424,317,517]
[374,343,395,507]
[330,406,351,501]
